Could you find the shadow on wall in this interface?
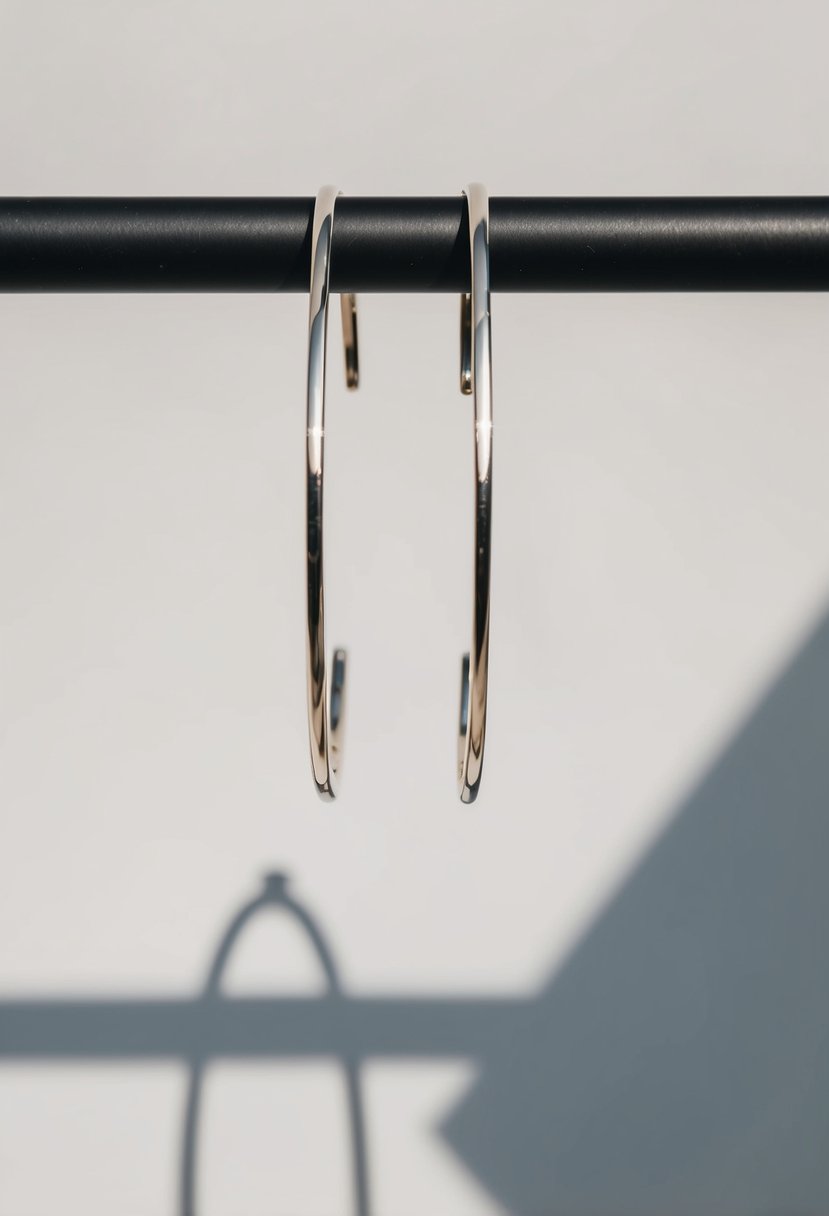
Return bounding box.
[444,604,829,1214]
[2,609,829,1213]
[179,874,370,1216]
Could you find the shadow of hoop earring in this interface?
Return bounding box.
[179,872,370,1216]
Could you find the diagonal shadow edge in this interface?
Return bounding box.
[1,608,828,1212]
[439,603,829,1214]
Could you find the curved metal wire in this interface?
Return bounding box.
[306,186,359,800]
[457,183,493,803]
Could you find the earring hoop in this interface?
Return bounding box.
[457,183,493,803]
[306,186,359,800]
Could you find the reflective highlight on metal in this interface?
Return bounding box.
[457,184,493,803]
[306,187,359,800]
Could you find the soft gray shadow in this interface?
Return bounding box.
[442,609,829,1214]
[179,872,369,1216]
[2,610,829,1213]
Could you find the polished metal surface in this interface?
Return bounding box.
[306,186,358,800]
[457,183,493,803]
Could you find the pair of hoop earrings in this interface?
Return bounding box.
[305,185,493,803]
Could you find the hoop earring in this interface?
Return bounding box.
[458,183,493,803]
[306,187,359,800]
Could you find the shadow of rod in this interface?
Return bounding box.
[0,997,521,1058]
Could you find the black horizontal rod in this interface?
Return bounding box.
[2,197,829,292]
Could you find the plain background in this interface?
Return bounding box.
[1,0,829,1212]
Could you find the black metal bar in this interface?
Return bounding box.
[2,197,829,292]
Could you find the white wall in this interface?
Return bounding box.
[1,1,828,1212]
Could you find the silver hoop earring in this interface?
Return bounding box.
[306,187,359,800]
[458,183,493,803]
